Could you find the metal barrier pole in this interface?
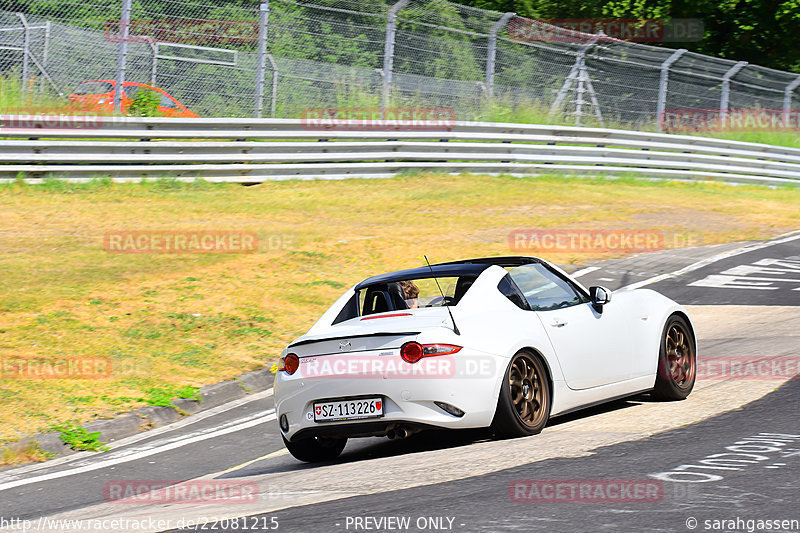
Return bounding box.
[268,54,278,117]
[148,39,157,85]
[255,1,269,118]
[114,0,132,114]
[719,61,747,126]
[550,34,600,121]
[783,76,800,124]
[41,20,50,93]
[17,14,29,95]
[485,12,515,98]
[655,48,686,131]
[381,0,410,113]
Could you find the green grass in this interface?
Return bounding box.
[142,385,201,407]
[0,442,55,466]
[0,72,73,115]
[3,75,798,149]
[0,174,798,442]
[51,422,110,452]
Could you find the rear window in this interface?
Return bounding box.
[73,81,114,95]
[333,275,477,323]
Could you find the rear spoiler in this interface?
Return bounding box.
[287,331,420,349]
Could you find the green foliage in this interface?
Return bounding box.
[0,71,68,113]
[127,90,162,117]
[142,385,201,407]
[0,442,56,465]
[52,422,110,452]
[460,0,800,73]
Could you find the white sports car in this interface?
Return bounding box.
[274,257,696,462]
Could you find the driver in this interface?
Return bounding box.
[399,280,420,309]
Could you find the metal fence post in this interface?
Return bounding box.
[255,1,269,118]
[382,0,410,112]
[149,40,157,85]
[114,0,132,113]
[655,48,686,131]
[40,20,50,93]
[485,12,514,98]
[783,75,800,123]
[267,54,278,117]
[16,14,30,94]
[719,61,747,125]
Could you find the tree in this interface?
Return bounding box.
[460,0,800,72]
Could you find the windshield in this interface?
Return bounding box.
[72,81,114,95]
[506,263,588,311]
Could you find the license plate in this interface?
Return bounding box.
[313,397,383,422]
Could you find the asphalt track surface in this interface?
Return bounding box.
[1,234,798,533]
[190,379,800,533]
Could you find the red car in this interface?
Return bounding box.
[68,80,199,118]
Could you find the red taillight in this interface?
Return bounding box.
[400,342,424,363]
[401,342,461,363]
[281,353,299,375]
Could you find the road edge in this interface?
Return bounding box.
[1,368,275,460]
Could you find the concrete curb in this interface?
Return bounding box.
[2,367,274,459]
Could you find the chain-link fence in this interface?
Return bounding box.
[2,0,800,127]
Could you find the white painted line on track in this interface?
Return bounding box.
[571,266,599,278]
[0,388,275,480]
[0,411,277,493]
[620,231,800,291]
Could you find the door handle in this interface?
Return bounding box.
[550,318,568,327]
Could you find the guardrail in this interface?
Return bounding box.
[1,117,799,185]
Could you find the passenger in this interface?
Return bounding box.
[399,280,420,309]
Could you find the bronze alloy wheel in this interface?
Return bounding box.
[508,352,548,428]
[653,314,697,401]
[665,321,695,388]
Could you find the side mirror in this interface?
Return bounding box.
[589,286,612,311]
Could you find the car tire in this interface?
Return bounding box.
[491,350,551,438]
[652,314,696,401]
[282,435,347,462]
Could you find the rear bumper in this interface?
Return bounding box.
[274,353,504,441]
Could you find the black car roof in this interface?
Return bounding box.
[436,256,542,268]
[353,256,542,290]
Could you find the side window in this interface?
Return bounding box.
[159,93,178,109]
[507,263,587,311]
[124,85,140,98]
[498,274,529,310]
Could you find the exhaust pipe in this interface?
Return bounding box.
[387,425,416,440]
